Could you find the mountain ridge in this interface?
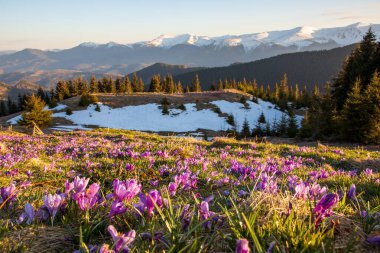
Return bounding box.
[0,23,378,74]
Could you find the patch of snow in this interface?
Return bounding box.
[7,115,22,125]
[79,42,100,48]
[211,99,303,131]
[44,104,67,111]
[51,125,92,131]
[52,100,302,132]
[134,23,380,51]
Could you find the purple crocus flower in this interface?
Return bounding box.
[168,182,177,196]
[64,180,74,195]
[77,183,100,211]
[109,200,127,217]
[125,163,134,171]
[313,193,339,225]
[18,203,35,225]
[0,182,16,204]
[199,201,215,229]
[112,179,141,202]
[294,182,309,199]
[42,193,64,221]
[107,225,136,253]
[146,190,162,217]
[347,184,356,200]
[73,176,89,194]
[367,235,380,247]
[235,238,250,253]
[364,168,373,177]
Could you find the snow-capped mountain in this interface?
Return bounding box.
[0,23,379,75]
[81,22,380,51]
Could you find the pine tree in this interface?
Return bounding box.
[251,121,264,137]
[341,79,365,142]
[19,94,52,127]
[124,76,133,93]
[100,76,109,93]
[278,114,288,137]
[240,118,251,138]
[149,75,161,92]
[258,112,266,124]
[298,111,313,138]
[164,75,175,93]
[136,78,145,92]
[37,87,46,101]
[332,28,378,109]
[98,79,104,93]
[294,83,300,107]
[176,81,183,93]
[77,76,88,95]
[218,79,223,91]
[191,74,201,92]
[361,71,380,143]
[55,80,70,101]
[162,104,169,115]
[89,75,98,93]
[107,76,116,93]
[132,72,139,92]
[115,77,125,94]
[286,110,299,138]
[279,73,289,100]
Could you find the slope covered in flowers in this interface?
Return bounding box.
[0,130,380,252]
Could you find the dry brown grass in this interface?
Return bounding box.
[1,226,74,253]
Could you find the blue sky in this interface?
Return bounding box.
[1,0,379,50]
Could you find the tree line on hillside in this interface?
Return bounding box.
[300,28,380,143]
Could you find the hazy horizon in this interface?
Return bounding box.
[1,0,380,51]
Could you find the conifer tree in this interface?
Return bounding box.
[77,76,88,95]
[149,75,161,92]
[132,72,139,92]
[115,77,124,94]
[332,28,378,109]
[176,81,183,93]
[164,75,175,93]
[286,110,298,138]
[136,78,145,92]
[107,76,116,93]
[124,76,133,93]
[258,112,266,124]
[100,76,109,93]
[361,71,380,143]
[89,75,98,93]
[191,74,201,92]
[240,118,251,138]
[218,80,223,91]
[55,80,70,101]
[298,111,313,138]
[19,94,52,127]
[341,79,365,142]
[277,114,288,137]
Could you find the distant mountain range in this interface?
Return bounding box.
[0,23,378,75]
[0,43,358,95]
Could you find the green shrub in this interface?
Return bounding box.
[79,93,98,107]
[66,108,73,115]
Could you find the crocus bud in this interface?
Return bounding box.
[236,238,250,253]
